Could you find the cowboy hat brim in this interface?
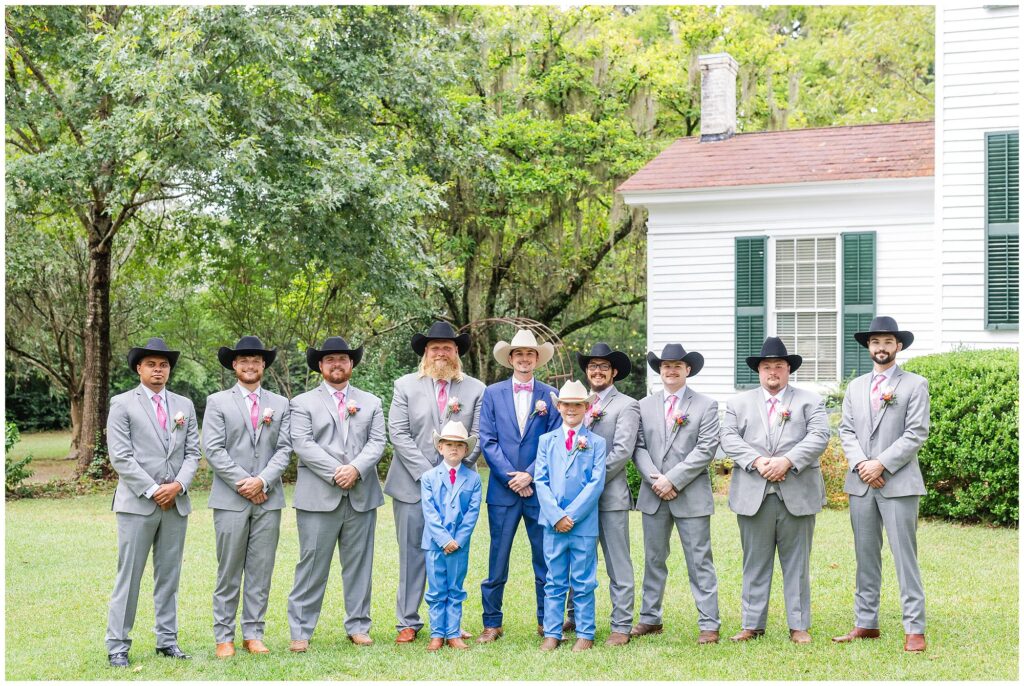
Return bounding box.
[411,332,471,357]
[493,341,555,369]
[431,430,478,455]
[218,346,278,370]
[575,350,631,381]
[549,390,598,406]
[647,350,704,376]
[745,354,803,373]
[128,347,180,371]
[853,330,914,350]
[306,345,364,372]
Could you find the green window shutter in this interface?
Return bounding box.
[986,131,1019,329]
[735,236,766,388]
[842,232,875,378]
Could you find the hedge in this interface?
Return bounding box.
[901,348,1018,526]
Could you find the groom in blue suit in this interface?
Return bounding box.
[476,329,563,643]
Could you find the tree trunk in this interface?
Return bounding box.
[75,213,114,478]
[66,390,83,461]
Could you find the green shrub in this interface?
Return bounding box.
[626,460,641,502]
[901,348,1018,526]
[5,420,34,495]
[820,436,849,509]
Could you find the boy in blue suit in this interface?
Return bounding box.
[535,380,607,652]
[421,420,482,651]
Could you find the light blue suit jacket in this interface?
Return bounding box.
[420,462,482,551]
[535,426,607,538]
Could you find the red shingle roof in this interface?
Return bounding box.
[617,121,934,193]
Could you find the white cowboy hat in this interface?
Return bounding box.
[431,420,478,454]
[492,329,555,369]
[549,379,597,406]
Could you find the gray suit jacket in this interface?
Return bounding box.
[588,387,641,511]
[107,384,201,517]
[290,383,386,512]
[721,385,830,516]
[384,372,485,503]
[839,365,930,498]
[203,387,293,511]
[633,386,719,518]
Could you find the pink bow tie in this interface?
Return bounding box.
[513,383,532,393]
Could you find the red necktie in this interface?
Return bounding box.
[153,395,168,431]
[449,468,457,485]
[249,392,259,430]
[437,380,448,417]
[565,428,575,451]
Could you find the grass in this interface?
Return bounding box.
[5,474,1018,680]
[6,429,76,483]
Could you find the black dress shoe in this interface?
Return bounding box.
[155,645,192,659]
[108,652,130,667]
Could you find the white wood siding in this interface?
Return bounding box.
[936,2,1020,348]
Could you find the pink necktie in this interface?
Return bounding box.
[767,397,778,424]
[153,394,168,431]
[437,380,448,417]
[871,375,885,412]
[585,400,598,427]
[449,468,457,485]
[566,428,575,451]
[334,390,346,424]
[249,393,259,430]
[514,382,532,393]
[665,395,677,428]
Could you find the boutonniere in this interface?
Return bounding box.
[172,411,186,430]
[445,397,461,419]
[880,387,896,407]
[670,411,688,435]
[346,400,360,417]
[530,400,548,418]
[568,434,589,457]
[777,406,792,424]
[262,408,274,425]
[585,405,606,426]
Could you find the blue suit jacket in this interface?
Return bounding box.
[535,426,607,538]
[420,462,482,550]
[478,378,562,506]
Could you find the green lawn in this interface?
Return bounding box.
[6,429,77,483]
[5,476,1018,680]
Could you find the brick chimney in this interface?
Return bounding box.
[698,53,738,142]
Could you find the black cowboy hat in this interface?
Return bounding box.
[411,321,471,357]
[127,337,180,371]
[746,336,803,373]
[306,336,364,372]
[646,343,704,377]
[854,316,914,350]
[217,335,277,370]
[576,342,632,381]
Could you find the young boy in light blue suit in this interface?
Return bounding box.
[535,380,607,652]
[421,420,482,651]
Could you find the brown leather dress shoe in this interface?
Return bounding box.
[426,637,445,652]
[562,620,576,633]
[904,633,926,652]
[395,628,417,644]
[215,642,235,658]
[605,631,630,646]
[832,627,880,643]
[476,626,504,644]
[729,629,765,642]
[539,636,561,652]
[790,629,812,644]
[630,623,663,637]
[289,640,309,653]
[243,639,270,654]
[447,637,470,650]
[348,633,373,647]
[698,630,720,645]
[571,638,594,652]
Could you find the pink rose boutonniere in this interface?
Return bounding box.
[172,411,186,430]
[585,405,606,427]
[530,400,548,418]
[346,400,360,417]
[445,397,461,419]
[568,434,589,457]
[262,408,274,425]
[880,387,897,407]
[777,406,792,424]
[670,411,688,435]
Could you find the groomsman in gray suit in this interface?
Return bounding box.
[286,336,387,652]
[203,336,292,658]
[632,344,721,645]
[385,321,485,644]
[834,317,930,653]
[720,337,830,644]
[105,338,201,667]
[563,343,640,646]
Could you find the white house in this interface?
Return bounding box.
[620,4,1018,403]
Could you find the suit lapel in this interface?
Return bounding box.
[163,392,179,458]
[318,385,344,435]
[499,379,519,436]
[135,387,165,444]
[659,386,692,463]
[449,466,466,503]
[870,367,904,436]
[231,388,257,446]
[523,384,546,438]
[768,386,792,454]
[423,376,442,428]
